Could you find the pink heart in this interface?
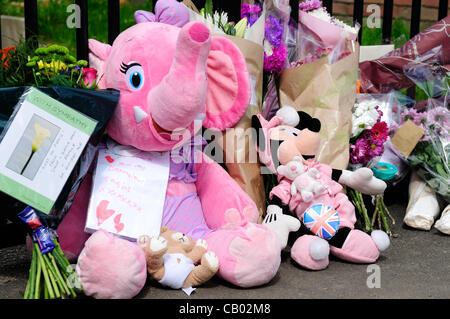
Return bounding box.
[114,214,124,233]
[96,200,115,226]
[105,156,114,163]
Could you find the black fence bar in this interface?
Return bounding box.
[410,0,421,39]
[323,0,333,15]
[0,6,2,49]
[438,0,448,20]
[24,0,39,48]
[290,0,299,22]
[407,0,421,100]
[382,0,393,44]
[76,0,89,61]
[353,0,364,43]
[108,0,121,45]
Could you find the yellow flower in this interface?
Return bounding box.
[31,123,51,152]
[37,60,67,72]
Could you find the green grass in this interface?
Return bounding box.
[1,0,153,56]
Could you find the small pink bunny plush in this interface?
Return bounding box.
[277,156,327,202]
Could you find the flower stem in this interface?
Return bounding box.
[34,245,42,299]
[36,247,55,299]
[42,253,61,298]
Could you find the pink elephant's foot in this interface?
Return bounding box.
[290,235,330,270]
[205,222,280,288]
[76,230,147,299]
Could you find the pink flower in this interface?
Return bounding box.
[299,0,323,12]
[82,67,97,87]
[264,45,288,74]
[368,137,384,158]
[350,138,371,164]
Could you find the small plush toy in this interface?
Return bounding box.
[277,156,326,201]
[138,227,219,295]
[252,106,391,270]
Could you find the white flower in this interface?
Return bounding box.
[205,11,228,28]
[351,100,380,137]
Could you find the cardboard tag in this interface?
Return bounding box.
[391,120,425,158]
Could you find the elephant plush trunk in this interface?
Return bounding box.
[148,21,211,132]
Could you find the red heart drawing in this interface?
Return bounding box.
[105,156,114,163]
[114,214,124,233]
[96,200,115,226]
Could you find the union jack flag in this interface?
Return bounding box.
[303,204,340,240]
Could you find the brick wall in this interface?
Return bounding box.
[332,0,450,22]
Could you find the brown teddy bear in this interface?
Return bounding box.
[138,227,219,294]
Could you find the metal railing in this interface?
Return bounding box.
[16,0,448,60]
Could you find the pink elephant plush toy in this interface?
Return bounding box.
[252,106,391,271]
[55,0,281,299]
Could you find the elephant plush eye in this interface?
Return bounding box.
[120,62,145,91]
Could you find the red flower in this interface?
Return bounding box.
[82,67,98,87]
[1,46,15,68]
[370,122,388,141]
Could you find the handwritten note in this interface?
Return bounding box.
[0,88,97,214]
[85,147,170,241]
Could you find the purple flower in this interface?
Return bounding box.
[299,0,323,12]
[265,15,284,47]
[375,106,383,122]
[426,106,450,140]
[368,137,385,158]
[241,3,262,26]
[427,106,450,129]
[264,45,288,74]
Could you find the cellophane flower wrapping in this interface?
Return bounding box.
[401,53,449,201]
[261,0,296,120]
[297,0,359,64]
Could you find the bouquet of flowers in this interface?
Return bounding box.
[348,95,395,235]
[26,44,98,89]
[350,97,389,166]
[297,0,358,58]
[18,207,82,299]
[391,104,450,200]
[198,0,261,38]
[0,39,98,89]
[261,0,293,120]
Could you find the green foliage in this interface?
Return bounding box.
[2,0,154,56]
[360,17,410,49]
[204,0,213,16]
[0,37,37,87]
[409,140,450,198]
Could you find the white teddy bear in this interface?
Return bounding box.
[277,156,327,202]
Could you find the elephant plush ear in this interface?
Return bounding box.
[203,36,250,131]
[88,39,112,89]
